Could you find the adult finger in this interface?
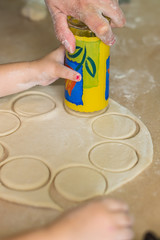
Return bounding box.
[46,2,76,54]
[54,11,76,53]
[102,0,126,28]
[115,228,134,240]
[84,11,116,46]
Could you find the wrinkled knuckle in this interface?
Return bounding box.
[96,24,109,36]
[117,18,126,27]
[114,10,126,27]
[55,28,63,41]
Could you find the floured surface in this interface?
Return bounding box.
[0,85,153,210]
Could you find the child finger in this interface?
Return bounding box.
[112,212,134,227]
[102,198,129,212]
[115,227,134,240]
[54,63,81,82]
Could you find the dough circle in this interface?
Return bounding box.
[89,142,138,172]
[54,166,107,202]
[13,94,56,117]
[92,114,138,140]
[0,111,21,137]
[0,144,5,161]
[64,104,108,118]
[0,157,50,191]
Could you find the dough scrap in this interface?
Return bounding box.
[0,158,50,191]
[21,1,47,21]
[0,111,20,137]
[89,142,138,172]
[13,94,56,117]
[54,167,107,202]
[92,114,138,139]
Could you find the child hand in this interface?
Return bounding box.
[0,45,81,97]
[35,45,81,86]
[6,198,134,240]
[47,198,134,240]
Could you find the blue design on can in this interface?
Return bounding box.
[105,56,110,101]
[65,56,83,106]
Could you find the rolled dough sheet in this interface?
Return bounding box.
[0,85,153,211]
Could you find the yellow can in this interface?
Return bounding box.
[64,17,110,115]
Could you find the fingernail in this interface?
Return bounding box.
[75,74,81,81]
[108,36,116,46]
[62,40,74,53]
[101,33,116,46]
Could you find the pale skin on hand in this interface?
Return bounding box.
[5,198,134,240]
[0,45,81,98]
[45,0,126,53]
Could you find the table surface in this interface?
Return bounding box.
[0,0,159,239]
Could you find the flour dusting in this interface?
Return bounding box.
[110,69,156,102]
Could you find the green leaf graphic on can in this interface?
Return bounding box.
[76,47,87,71]
[68,46,96,78]
[85,57,96,78]
[67,39,100,89]
[68,46,83,58]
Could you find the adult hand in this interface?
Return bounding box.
[45,0,126,53]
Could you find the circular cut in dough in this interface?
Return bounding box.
[54,166,107,202]
[92,114,138,140]
[13,94,56,117]
[0,111,21,137]
[0,157,50,191]
[89,142,138,172]
[0,144,5,161]
[65,104,108,118]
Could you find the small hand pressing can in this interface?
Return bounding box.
[64,17,110,116]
